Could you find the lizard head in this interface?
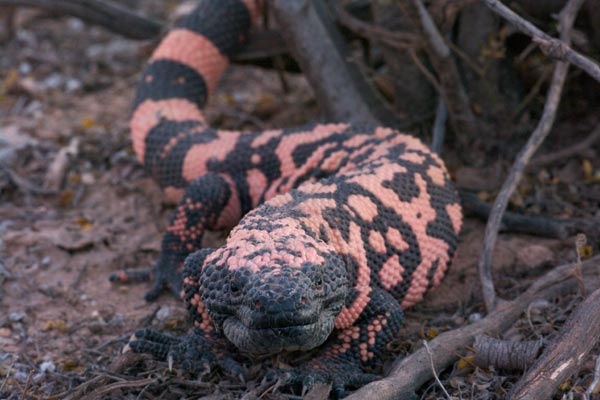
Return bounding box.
[196,247,348,355]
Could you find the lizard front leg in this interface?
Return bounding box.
[111,172,242,300]
[124,248,248,379]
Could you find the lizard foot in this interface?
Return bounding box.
[124,328,247,380]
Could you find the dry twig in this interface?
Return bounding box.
[397,0,478,138]
[585,356,600,396]
[460,190,572,238]
[0,163,57,196]
[333,1,421,50]
[574,233,588,295]
[530,123,600,168]
[345,255,600,399]
[431,97,447,154]
[477,0,585,312]
[423,340,452,400]
[482,0,600,83]
[45,137,80,192]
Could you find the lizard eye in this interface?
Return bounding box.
[230,281,241,296]
[313,274,323,289]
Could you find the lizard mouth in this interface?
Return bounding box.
[222,314,335,355]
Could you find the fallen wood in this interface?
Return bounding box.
[459,190,600,239]
[270,0,402,128]
[0,0,162,40]
[0,0,288,64]
[396,0,478,139]
[509,287,600,399]
[345,255,600,399]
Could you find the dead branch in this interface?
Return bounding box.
[423,340,452,399]
[0,163,57,196]
[270,0,402,128]
[230,30,288,62]
[396,0,478,138]
[460,190,569,238]
[459,190,600,239]
[477,0,585,312]
[0,0,162,40]
[428,0,479,32]
[530,123,600,168]
[586,356,600,396]
[345,255,600,400]
[0,0,287,64]
[509,287,600,399]
[473,335,541,371]
[431,98,447,154]
[333,1,421,50]
[482,0,600,84]
[0,5,15,42]
[44,137,80,192]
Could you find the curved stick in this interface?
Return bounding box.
[477,0,585,311]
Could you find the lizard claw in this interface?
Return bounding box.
[125,328,247,381]
[280,358,379,399]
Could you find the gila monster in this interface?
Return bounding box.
[119,0,463,395]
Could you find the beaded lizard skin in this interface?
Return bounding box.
[120,0,463,395]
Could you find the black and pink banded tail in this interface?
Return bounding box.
[130,0,262,202]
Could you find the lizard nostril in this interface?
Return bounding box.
[255,300,261,309]
[301,296,307,305]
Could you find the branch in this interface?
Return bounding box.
[477,0,585,312]
[0,0,288,63]
[509,287,600,399]
[0,0,162,40]
[460,191,565,238]
[270,0,402,128]
[397,0,478,138]
[345,255,600,400]
[333,1,421,51]
[482,0,600,84]
[529,123,600,168]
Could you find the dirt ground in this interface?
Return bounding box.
[1,4,599,400]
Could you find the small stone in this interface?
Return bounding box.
[18,62,32,75]
[65,78,82,93]
[0,328,11,337]
[528,299,551,314]
[80,172,96,185]
[40,360,56,373]
[468,313,483,324]
[9,311,26,322]
[156,306,173,321]
[517,245,554,268]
